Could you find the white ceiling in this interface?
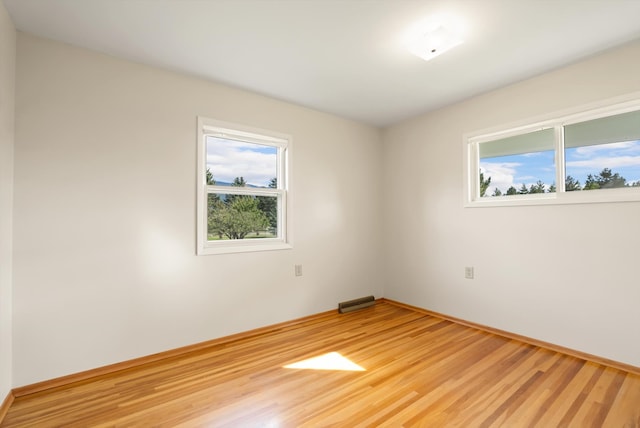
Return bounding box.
[4,0,640,127]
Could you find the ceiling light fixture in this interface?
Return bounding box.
[405,15,465,62]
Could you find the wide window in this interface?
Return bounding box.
[466,98,640,206]
[197,117,291,254]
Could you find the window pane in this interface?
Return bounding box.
[206,136,277,188]
[479,128,556,197]
[564,111,640,190]
[207,193,278,241]
[565,140,640,190]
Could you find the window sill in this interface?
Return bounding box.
[197,240,293,255]
[466,187,640,208]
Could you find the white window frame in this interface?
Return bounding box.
[464,94,640,207]
[197,117,292,255]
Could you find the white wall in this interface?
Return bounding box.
[11,27,640,389]
[383,40,640,367]
[12,34,383,386]
[0,1,15,400]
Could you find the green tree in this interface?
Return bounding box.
[583,169,627,190]
[226,176,248,205]
[207,175,271,239]
[565,175,582,191]
[479,171,491,197]
[528,180,546,194]
[548,183,556,193]
[583,174,600,190]
[597,168,626,189]
[506,186,518,195]
[206,168,220,206]
[492,188,502,197]
[257,178,278,230]
[518,184,529,194]
[232,177,246,187]
[206,168,215,185]
[208,196,269,240]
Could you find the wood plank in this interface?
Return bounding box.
[2,301,639,427]
[382,298,640,376]
[0,393,13,424]
[11,307,341,398]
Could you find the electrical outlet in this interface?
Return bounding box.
[295,264,303,277]
[465,266,474,279]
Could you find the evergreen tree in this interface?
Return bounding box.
[528,180,546,194]
[492,188,502,197]
[506,186,518,195]
[232,177,247,187]
[518,184,529,194]
[206,168,220,206]
[206,168,215,185]
[597,168,626,189]
[583,169,627,190]
[226,176,247,204]
[479,171,491,197]
[565,175,582,191]
[257,178,278,231]
[583,174,600,190]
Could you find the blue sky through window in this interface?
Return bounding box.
[480,150,555,194]
[480,140,640,195]
[565,140,640,187]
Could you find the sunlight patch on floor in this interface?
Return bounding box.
[283,352,366,371]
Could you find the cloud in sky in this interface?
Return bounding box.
[206,137,276,187]
[566,155,640,170]
[480,162,519,193]
[520,151,547,158]
[479,138,640,196]
[572,141,640,157]
[566,140,640,182]
[481,149,556,194]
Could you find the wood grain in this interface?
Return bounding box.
[11,308,338,398]
[382,298,640,376]
[0,393,13,423]
[2,301,639,426]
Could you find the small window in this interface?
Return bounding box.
[466,97,640,206]
[197,117,291,254]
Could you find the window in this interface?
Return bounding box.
[465,97,640,206]
[197,117,291,254]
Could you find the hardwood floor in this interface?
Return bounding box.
[3,301,640,427]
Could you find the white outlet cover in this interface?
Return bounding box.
[465,267,474,279]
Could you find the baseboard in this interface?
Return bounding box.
[12,308,337,398]
[381,298,640,376]
[14,297,635,404]
[0,391,14,424]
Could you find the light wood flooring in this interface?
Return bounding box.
[2,301,640,427]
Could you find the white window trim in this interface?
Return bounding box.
[197,117,292,255]
[464,93,640,208]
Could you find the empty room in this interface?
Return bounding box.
[1,0,640,426]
